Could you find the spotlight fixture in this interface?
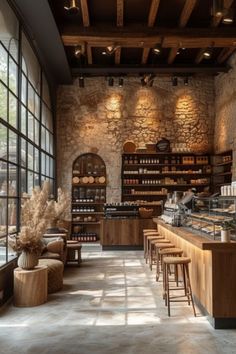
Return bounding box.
[212,0,224,17]
[184,77,189,86]
[118,78,124,87]
[203,47,213,59]
[108,77,114,87]
[153,43,162,55]
[79,76,84,88]
[222,8,234,24]
[74,44,84,58]
[104,44,120,56]
[172,77,178,86]
[64,0,79,15]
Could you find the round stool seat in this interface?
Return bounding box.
[143,229,157,233]
[67,240,79,244]
[145,232,159,237]
[151,239,170,244]
[154,243,175,249]
[159,247,183,255]
[38,259,64,294]
[163,256,191,265]
[147,235,164,240]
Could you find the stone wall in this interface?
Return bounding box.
[214,54,236,179]
[56,76,215,204]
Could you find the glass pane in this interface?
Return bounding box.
[8,198,17,233]
[0,44,8,84]
[49,132,54,155]
[8,235,16,261]
[21,32,40,92]
[20,168,26,194]
[0,236,7,266]
[41,126,46,151]
[28,112,34,141]
[0,199,7,236]
[34,173,39,187]
[0,123,7,160]
[0,161,7,196]
[9,163,17,196]
[34,119,39,146]
[42,73,51,108]
[9,92,17,128]
[34,148,39,172]
[27,143,34,170]
[0,0,19,54]
[35,94,40,119]
[41,152,46,175]
[20,105,27,135]
[9,38,18,63]
[28,82,35,114]
[9,57,18,94]
[46,129,50,153]
[20,138,26,167]
[46,154,50,176]
[0,82,8,121]
[21,74,27,105]
[27,170,33,194]
[8,130,17,163]
[49,157,54,178]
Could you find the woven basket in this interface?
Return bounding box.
[139,208,153,218]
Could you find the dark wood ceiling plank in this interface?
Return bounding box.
[80,0,90,27]
[211,0,234,27]
[117,0,124,27]
[142,48,151,64]
[179,0,198,27]
[168,48,179,64]
[217,46,236,63]
[148,0,161,27]
[86,44,92,64]
[115,47,121,64]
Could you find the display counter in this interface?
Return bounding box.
[155,219,236,329]
[100,218,155,250]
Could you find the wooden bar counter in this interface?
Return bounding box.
[156,219,236,329]
[101,218,155,250]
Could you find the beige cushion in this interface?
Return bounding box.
[38,259,64,294]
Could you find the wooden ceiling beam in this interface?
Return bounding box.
[115,47,121,64]
[80,0,90,27]
[148,0,161,27]
[168,48,179,64]
[211,0,234,27]
[217,47,236,64]
[142,48,151,64]
[179,0,198,27]
[117,0,124,27]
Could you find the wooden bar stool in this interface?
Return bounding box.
[156,247,183,281]
[150,241,174,270]
[147,236,166,265]
[143,232,159,261]
[163,256,196,317]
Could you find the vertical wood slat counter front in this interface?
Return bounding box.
[156,219,236,329]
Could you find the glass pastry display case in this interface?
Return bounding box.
[184,196,236,239]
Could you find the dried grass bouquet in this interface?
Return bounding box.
[9,181,52,255]
[46,188,70,228]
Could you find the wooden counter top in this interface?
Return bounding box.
[154,219,236,251]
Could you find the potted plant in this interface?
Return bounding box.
[221,219,236,242]
[46,188,70,231]
[9,182,53,269]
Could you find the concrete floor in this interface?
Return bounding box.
[1,245,236,354]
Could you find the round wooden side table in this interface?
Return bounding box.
[14,266,48,307]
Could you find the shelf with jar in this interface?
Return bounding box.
[121,152,211,217]
[212,150,232,193]
[71,153,106,242]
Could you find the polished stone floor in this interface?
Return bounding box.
[1,245,236,354]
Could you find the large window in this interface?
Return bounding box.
[0,0,55,266]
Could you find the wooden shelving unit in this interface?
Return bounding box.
[71,153,106,242]
[212,150,232,193]
[121,152,212,215]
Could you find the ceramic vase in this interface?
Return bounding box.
[17,250,39,270]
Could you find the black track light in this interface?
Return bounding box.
[153,43,162,55]
[79,76,84,88]
[74,44,84,58]
[64,0,79,15]
[108,77,114,87]
[119,78,124,87]
[172,77,178,86]
[222,8,234,24]
[212,0,224,17]
[203,47,213,59]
